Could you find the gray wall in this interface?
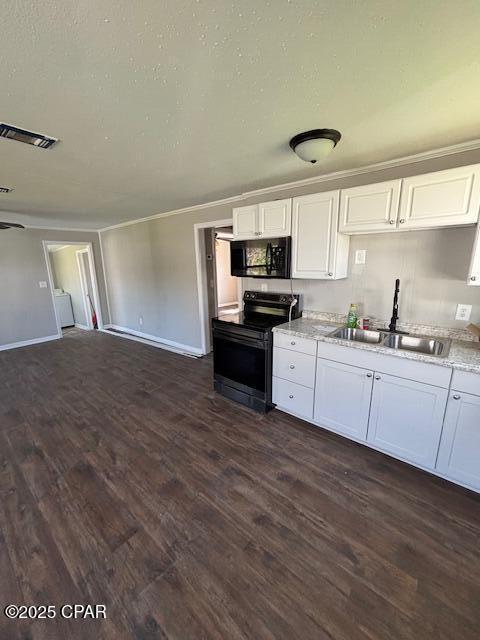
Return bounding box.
[0,229,109,347]
[50,245,88,326]
[101,149,480,350]
[244,227,479,329]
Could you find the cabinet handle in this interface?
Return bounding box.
[389,220,395,225]
[470,276,477,282]
[289,394,294,399]
[375,375,381,380]
[366,373,373,378]
[399,219,405,224]
[453,394,461,400]
[328,272,333,277]
[291,341,296,345]
[289,364,295,369]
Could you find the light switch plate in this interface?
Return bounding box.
[355,250,366,265]
[455,304,472,321]
[39,281,48,288]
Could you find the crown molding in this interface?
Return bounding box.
[241,138,480,198]
[24,224,100,233]
[99,194,243,232]
[98,138,480,233]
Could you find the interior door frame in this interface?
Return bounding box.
[76,248,94,329]
[42,240,104,335]
[194,217,241,355]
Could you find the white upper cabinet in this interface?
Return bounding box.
[436,390,480,490]
[367,373,448,469]
[258,199,292,238]
[232,205,258,239]
[398,164,480,230]
[232,200,291,240]
[339,179,402,234]
[468,222,480,286]
[291,190,349,279]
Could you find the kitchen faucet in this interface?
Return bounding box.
[387,278,408,334]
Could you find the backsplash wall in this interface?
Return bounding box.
[243,227,480,330]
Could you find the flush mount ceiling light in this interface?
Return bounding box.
[0,123,58,149]
[289,129,341,164]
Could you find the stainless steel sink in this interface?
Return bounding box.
[382,333,451,357]
[331,328,385,344]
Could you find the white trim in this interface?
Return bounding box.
[98,139,480,232]
[42,240,104,332]
[75,323,90,330]
[47,244,70,253]
[42,242,63,341]
[194,218,233,355]
[0,334,61,352]
[76,249,94,329]
[26,224,100,232]
[102,325,202,357]
[98,231,112,325]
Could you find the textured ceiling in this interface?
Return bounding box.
[1,0,480,229]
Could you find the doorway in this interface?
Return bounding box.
[43,241,103,335]
[194,218,242,354]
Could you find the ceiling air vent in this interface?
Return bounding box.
[0,186,13,193]
[0,123,58,149]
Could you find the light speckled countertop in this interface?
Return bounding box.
[273,317,480,375]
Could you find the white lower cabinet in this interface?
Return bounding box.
[272,348,316,388]
[367,373,448,469]
[314,358,373,440]
[436,391,480,490]
[272,377,314,420]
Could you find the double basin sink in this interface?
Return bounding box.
[330,327,451,357]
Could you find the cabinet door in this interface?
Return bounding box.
[233,205,258,239]
[314,358,373,440]
[436,391,480,490]
[258,199,292,238]
[399,165,480,230]
[467,222,480,286]
[291,190,341,279]
[367,374,448,468]
[339,180,401,233]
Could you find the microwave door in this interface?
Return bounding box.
[266,242,272,276]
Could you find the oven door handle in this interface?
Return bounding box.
[213,330,267,350]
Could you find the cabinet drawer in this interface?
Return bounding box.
[273,347,316,388]
[451,370,480,396]
[273,377,314,420]
[274,332,317,356]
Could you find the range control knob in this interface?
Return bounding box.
[280,296,287,302]
[245,293,250,298]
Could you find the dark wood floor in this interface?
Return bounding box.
[1,329,479,639]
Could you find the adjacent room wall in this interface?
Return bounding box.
[49,245,88,326]
[215,239,237,307]
[100,148,480,352]
[0,228,109,348]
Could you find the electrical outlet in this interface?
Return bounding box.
[39,281,48,288]
[455,304,472,321]
[355,250,366,265]
[139,315,144,326]
[260,283,268,292]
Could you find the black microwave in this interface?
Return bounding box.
[230,237,291,279]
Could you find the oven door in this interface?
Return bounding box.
[212,327,270,398]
